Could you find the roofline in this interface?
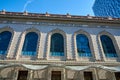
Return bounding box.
[0,11,120,24]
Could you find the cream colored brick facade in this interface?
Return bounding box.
[0,11,120,80]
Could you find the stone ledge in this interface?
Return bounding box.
[0,60,119,66]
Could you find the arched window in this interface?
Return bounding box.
[22,32,38,56]
[0,31,12,55]
[50,33,64,56]
[100,35,117,57]
[76,34,92,57]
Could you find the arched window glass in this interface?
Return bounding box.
[0,31,12,55]
[50,33,64,56]
[76,34,92,57]
[100,35,117,57]
[22,32,38,56]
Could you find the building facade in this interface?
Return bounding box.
[93,0,120,18]
[0,11,120,80]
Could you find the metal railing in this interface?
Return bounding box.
[78,53,92,57]
[50,52,64,56]
[105,53,118,57]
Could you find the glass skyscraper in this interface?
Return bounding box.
[93,0,120,18]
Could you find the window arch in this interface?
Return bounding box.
[0,31,12,55]
[22,32,38,56]
[100,35,117,57]
[50,33,64,56]
[76,34,92,57]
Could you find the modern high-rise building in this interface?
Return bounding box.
[0,10,120,80]
[93,0,120,18]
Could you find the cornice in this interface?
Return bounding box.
[0,12,120,25]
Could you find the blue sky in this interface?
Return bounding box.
[0,0,95,16]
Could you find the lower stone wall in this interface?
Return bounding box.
[0,66,118,80]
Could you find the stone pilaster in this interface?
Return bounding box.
[7,32,21,59]
[37,33,47,59]
[112,72,116,80]
[29,70,33,80]
[66,34,74,60]
[94,68,99,80]
[91,35,101,61]
[113,36,120,58]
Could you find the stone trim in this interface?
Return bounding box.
[0,26,14,59]
[46,28,67,61]
[73,29,95,61]
[16,28,41,60]
[98,31,120,61]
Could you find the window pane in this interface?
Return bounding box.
[100,35,117,57]
[50,33,64,56]
[0,31,12,55]
[22,32,38,56]
[76,34,92,57]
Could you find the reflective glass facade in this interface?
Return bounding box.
[100,35,117,57]
[76,34,92,57]
[0,31,12,55]
[93,0,120,18]
[22,32,38,56]
[50,33,64,56]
